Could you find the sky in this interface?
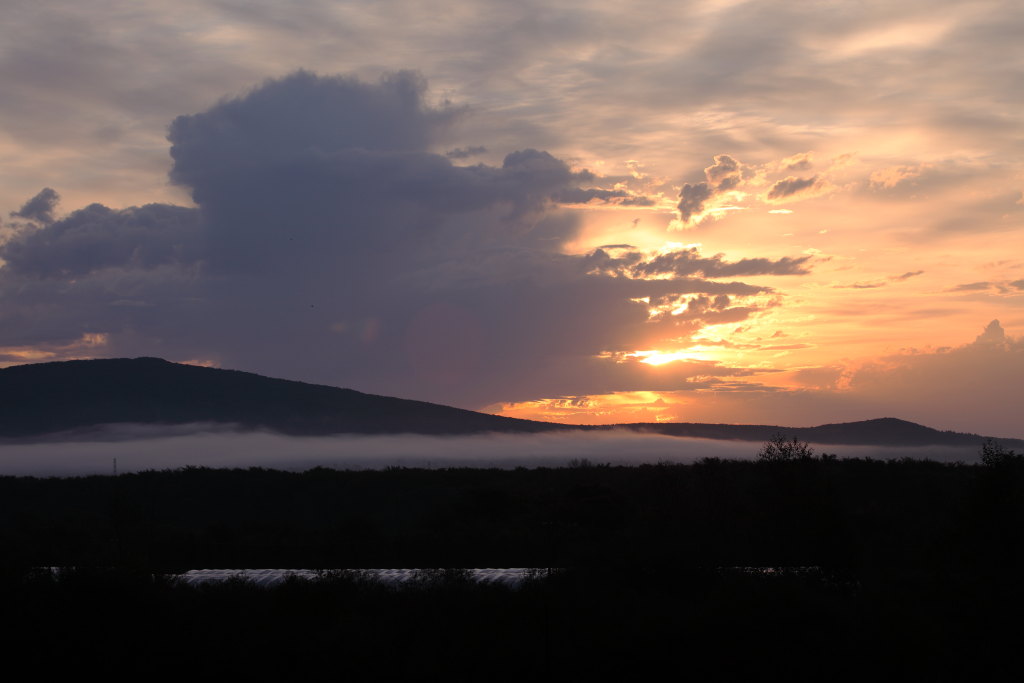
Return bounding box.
[1,0,1022,437]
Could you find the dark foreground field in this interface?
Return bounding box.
[2,455,1022,679]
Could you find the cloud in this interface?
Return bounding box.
[445,146,488,159]
[0,333,109,365]
[0,71,812,409]
[833,270,924,289]
[668,149,851,223]
[844,320,1023,435]
[766,175,822,202]
[893,270,924,282]
[674,155,749,224]
[10,188,60,224]
[950,281,993,292]
[662,321,1024,438]
[0,202,200,278]
[630,247,811,279]
[2,1,1022,222]
[704,154,744,191]
[974,319,1006,344]
[869,164,930,189]
[781,153,813,172]
[496,320,1024,439]
[556,187,656,206]
[790,365,845,389]
[947,279,1024,295]
[676,182,714,223]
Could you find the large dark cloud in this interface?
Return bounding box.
[0,71,812,408]
[168,71,456,185]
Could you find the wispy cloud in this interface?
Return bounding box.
[833,271,924,289]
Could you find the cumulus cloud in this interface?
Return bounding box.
[974,319,1006,344]
[844,320,1023,435]
[704,154,744,191]
[0,71,813,409]
[676,182,714,223]
[674,155,749,224]
[668,150,859,224]
[0,203,200,278]
[168,71,459,189]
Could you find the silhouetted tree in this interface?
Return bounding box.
[980,438,1019,466]
[757,433,815,462]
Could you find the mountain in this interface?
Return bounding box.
[1,357,1019,449]
[0,357,559,438]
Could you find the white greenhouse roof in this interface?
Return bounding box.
[179,568,543,588]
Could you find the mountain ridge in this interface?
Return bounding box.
[2,357,1019,448]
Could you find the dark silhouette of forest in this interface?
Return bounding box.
[1,445,1022,679]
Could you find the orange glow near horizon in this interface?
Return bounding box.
[0,333,109,369]
[489,314,1023,436]
[487,390,686,425]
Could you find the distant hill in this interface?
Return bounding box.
[1,358,1019,449]
[615,418,1024,449]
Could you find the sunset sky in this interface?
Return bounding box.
[1,0,1021,437]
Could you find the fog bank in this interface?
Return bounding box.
[0,425,983,476]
